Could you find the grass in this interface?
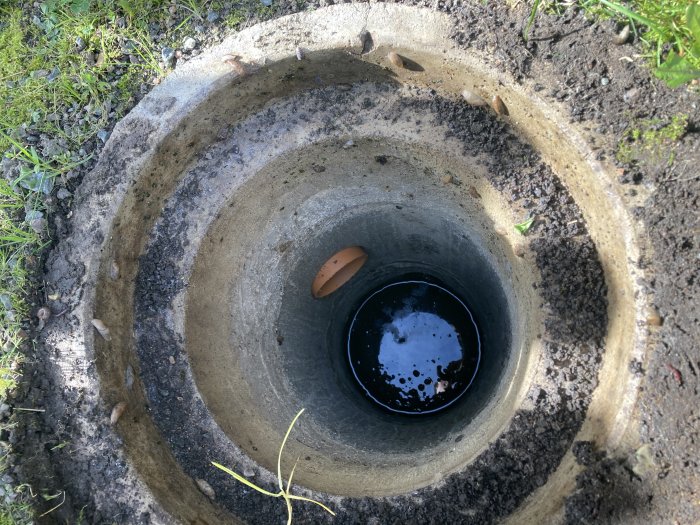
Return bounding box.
[525,0,700,87]
[616,113,688,166]
[0,1,288,520]
[212,409,335,525]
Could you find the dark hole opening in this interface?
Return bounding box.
[346,276,481,415]
[276,204,514,453]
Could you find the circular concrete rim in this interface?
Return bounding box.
[49,3,650,523]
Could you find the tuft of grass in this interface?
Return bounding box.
[616,113,688,166]
[524,0,700,87]
[0,501,33,525]
[212,409,335,525]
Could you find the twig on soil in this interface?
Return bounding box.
[662,173,700,182]
[527,27,585,42]
[38,491,65,518]
[14,407,46,412]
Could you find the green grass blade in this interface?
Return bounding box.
[210,461,280,498]
[278,408,304,492]
[523,0,542,41]
[596,0,659,32]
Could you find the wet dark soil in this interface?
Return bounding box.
[9,0,699,524]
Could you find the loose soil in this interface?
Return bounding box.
[7,1,698,524]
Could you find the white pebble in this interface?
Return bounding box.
[461,89,487,106]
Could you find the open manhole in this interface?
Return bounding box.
[35,4,651,523]
[346,277,481,415]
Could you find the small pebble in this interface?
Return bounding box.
[343,140,354,149]
[161,47,176,67]
[196,479,216,500]
[109,261,120,280]
[243,468,256,478]
[182,37,197,52]
[175,49,183,60]
[613,25,630,45]
[468,186,482,199]
[97,129,110,143]
[461,89,487,106]
[206,10,220,22]
[387,51,404,69]
[623,87,640,103]
[647,309,662,326]
[37,306,51,321]
[25,210,43,222]
[75,36,86,52]
[125,364,134,390]
[491,95,508,116]
[29,218,46,234]
[92,318,112,341]
[295,46,304,61]
[110,401,127,424]
[57,188,71,200]
[47,66,60,82]
[168,356,175,365]
[441,174,454,185]
[601,77,610,86]
[632,444,655,476]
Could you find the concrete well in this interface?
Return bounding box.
[45,4,649,523]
